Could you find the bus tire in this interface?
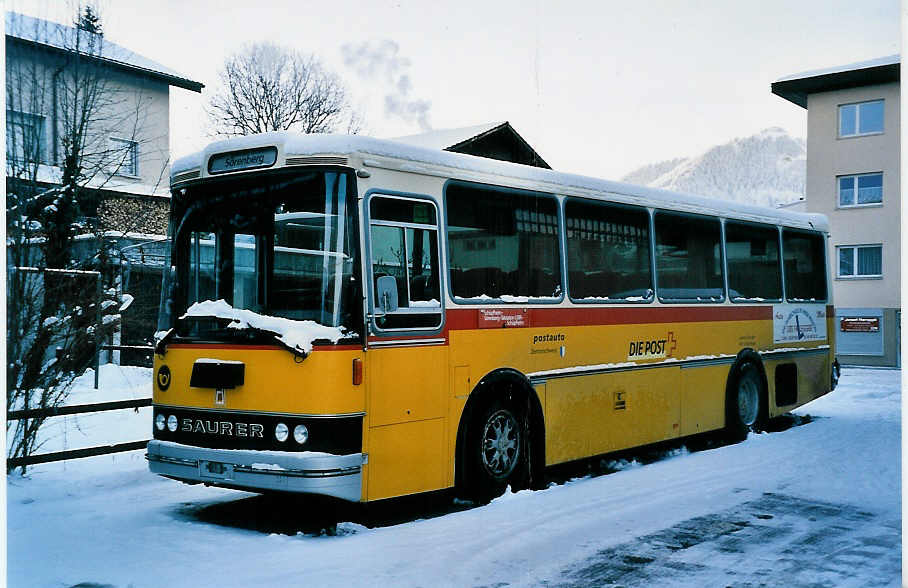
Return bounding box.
[466,398,524,504]
[726,361,765,442]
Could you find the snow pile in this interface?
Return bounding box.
[181,299,347,355]
[69,364,152,404]
[622,127,806,208]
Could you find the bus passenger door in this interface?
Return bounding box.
[363,194,449,501]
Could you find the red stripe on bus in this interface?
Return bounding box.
[314,344,363,351]
[367,334,446,343]
[167,343,362,352]
[444,305,772,331]
[168,344,283,350]
[168,304,805,350]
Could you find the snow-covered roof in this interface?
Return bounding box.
[776,54,900,83]
[392,122,507,150]
[772,55,899,108]
[172,132,828,232]
[6,12,203,93]
[393,121,550,169]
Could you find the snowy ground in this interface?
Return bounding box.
[7,367,901,587]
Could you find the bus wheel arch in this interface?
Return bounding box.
[725,349,769,441]
[455,368,545,503]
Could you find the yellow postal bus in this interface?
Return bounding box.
[147,132,838,504]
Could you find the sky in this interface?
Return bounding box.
[7,0,901,179]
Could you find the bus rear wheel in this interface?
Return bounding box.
[726,362,765,441]
[466,399,524,504]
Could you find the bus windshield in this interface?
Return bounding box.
[160,169,358,340]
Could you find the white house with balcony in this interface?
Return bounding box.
[6,11,203,364]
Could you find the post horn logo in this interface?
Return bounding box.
[156,365,171,391]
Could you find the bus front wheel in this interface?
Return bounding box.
[726,361,765,442]
[466,399,524,504]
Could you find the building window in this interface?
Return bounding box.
[838,173,882,207]
[838,100,884,137]
[110,137,139,176]
[6,110,46,163]
[838,245,882,278]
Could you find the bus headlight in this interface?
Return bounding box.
[155,414,166,431]
[275,422,289,442]
[166,415,178,432]
[293,424,309,445]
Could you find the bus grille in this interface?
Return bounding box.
[171,168,200,184]
[285,156,348,167]
[152,407,363,455]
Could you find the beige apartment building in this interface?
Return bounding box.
[772,56,900,367]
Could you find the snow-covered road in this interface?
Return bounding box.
[7,367,901,587]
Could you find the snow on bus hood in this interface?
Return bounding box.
[181,300,348,355]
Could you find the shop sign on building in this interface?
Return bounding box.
[840,317,881,333]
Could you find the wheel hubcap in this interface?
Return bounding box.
[738,376,759,426]
[481,410,519,479]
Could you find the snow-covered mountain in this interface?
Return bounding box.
[622,128,805,208]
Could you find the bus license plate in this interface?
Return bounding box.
[200,461,229,479]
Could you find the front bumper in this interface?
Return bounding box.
[146,440,364,502]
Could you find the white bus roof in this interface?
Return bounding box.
[172,132,828,232]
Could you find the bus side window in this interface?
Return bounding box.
[782,230,827,302]
[725,221,782,302]
[445,183,561,301]
[565,199,653,302]
[369,195,442,331]
[655,212,725,303]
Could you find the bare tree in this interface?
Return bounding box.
[208,43,363,137]
[5,7,161,471]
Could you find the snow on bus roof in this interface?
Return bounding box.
[172,132,828,232]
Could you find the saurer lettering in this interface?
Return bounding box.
[180,418,264,438]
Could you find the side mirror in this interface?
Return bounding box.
[375,275,399,313]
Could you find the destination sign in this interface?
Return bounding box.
[478,308,527,328]
[208,146,277,174]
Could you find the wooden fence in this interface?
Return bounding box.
[7,397,153,468]
[8,344,155,469]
